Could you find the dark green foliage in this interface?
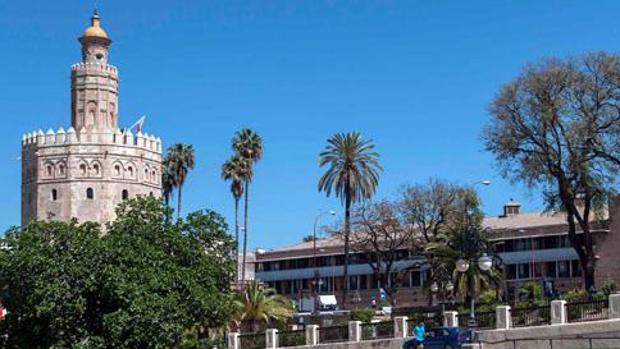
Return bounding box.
[349,308,374,323]
[0,197,235,349]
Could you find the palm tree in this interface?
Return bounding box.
[161,158,176,206]
[165,143,195,220]
[318,132,382,307]
[234,280,293,333]
[425,223,502,305]
[222,155,247,280]
[232,129,263,285]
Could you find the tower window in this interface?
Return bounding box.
[96,53,104,60]
[51,189,58,201]
[114,165,121,176]
[46,165,53,177]
[127,166,134,177]
[93,163,100,175]
[58,164,65,175]
[86,188,94,200]
[122,189,129,200]
[80,164,87,175]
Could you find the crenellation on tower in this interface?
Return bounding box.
[21,10,163,226]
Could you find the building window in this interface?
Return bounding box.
[127,166,134,177]
[545,262,557,278]
[80,163,87,175]
[46,165,53,177]
[144,168,149,180]
[517,263,530,279]
[558,261,570,278]
[359,274,368,290]
[93,163,100,175]
[152,170,157,181]
[86,188,94,200]
[114,165,121,176]
[349,276,359,290]
[58,164,65,175]
[51,189,57,201]
[122,189,129,200]
[571,260,582,277]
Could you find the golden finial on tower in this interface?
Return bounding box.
[82,6,108,39]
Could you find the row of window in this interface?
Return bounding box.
[265,270,431,295]
[50,188,131,201]
[257,250,412,272]
[495,235,573,253]
[505,260,581,280]
[41,161,159,184]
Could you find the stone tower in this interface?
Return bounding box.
[21,11,163,226]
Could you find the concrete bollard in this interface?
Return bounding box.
[305,325,319,346]
[393,316,408,338]
[348,321,362,342]
[227,332,240,349]
[265,329,278,349]
[551,300,567,325]
[495,305,511,329]
[609,294,620,319]
[444,311,459,327]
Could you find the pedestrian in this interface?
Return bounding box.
[413,321,425,349]
[371,297,377,309]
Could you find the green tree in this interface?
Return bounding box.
[232,129,263,284]
[483,52,620,290]
[318,132,382,307]
[222,155,248,278]
[161,158,176,206]
[425,191,502,305]
[0,197,235,349]
[234,281,293,333]
[165,143,196,220]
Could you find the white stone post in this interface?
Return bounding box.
[305,325,319,346]
[265,329,278,349]
[348,321,362,342]
[495,305,511,329]
[393,316,408,338]
[551,300,567,325]
[227,332,239,349]
[609,294,620,319]
[444,311,459,327]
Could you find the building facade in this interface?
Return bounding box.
[254,200,620,308]
[21,11,163,226]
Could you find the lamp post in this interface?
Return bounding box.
[430,280,454,314]
[312,210,336,315]
[455,253,493,328]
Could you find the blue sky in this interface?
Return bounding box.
[1,1,619,250]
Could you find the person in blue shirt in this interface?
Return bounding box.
[412,321,425,348]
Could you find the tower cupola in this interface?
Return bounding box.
[78,10,112,64]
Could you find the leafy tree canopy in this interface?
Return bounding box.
[0,197,235,349]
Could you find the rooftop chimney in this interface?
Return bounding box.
[503,199,521,217]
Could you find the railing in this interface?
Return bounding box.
[361,321,394,341]
[278,329,305,347]
[239,332,265,349]
[566,300,609,323]
[511,305,551,327]
[318,324,349,344]
[457,310,495,330]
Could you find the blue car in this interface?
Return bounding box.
[403,327,478,349]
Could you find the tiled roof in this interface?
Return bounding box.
[263,210,607,256]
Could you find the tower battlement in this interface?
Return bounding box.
[21,127,162,153]
[70,62,118,75]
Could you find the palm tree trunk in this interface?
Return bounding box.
[241,180,249,285]
[342,186,351,309]
[177,185,183,220]
[235,197,240,283]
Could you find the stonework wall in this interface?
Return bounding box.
[21,127,162,226]
[595,196,620,287]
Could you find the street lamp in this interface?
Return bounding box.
[430,280,456,314]
[312,210,336,315]
[456,253,493,328]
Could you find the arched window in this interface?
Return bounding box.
[114,165,121,176]
[127,166,134,177]
[93,163,100,175]
[86,188,94,200]
[144,168,149,180]
[149,191,154,197]
[46,165,53,177]
[51,189,58,201]
[58,164,65,175]
[152,170,157,181]
[122,189,129,200]
[80,163,87,175]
